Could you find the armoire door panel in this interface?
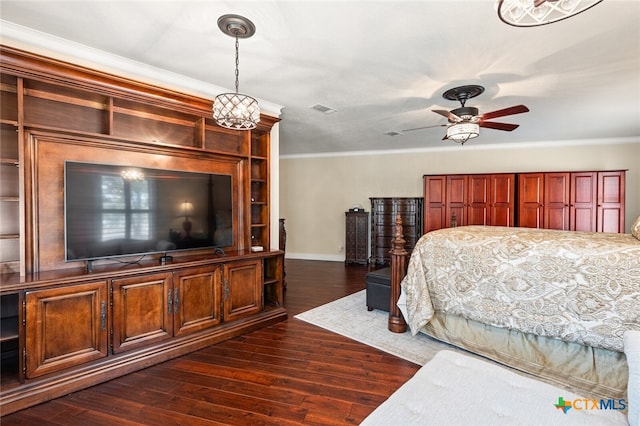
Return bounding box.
[490,206,511,226]
[467,175,489,204]
[425,207,445,232]
[466,207,488,226]
[447,175,467,226]
[600,208,625,233]
[425,177,446,204]
[448,206,466,227]
[424,176,446,232]
[597,171,625,233]
[599,172,625,204]
[467,175,489,226]
[518,173,544,228]
[490,174,515,226]
[544,173,570,230]
[570,172,597,232]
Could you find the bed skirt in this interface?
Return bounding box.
[420,312,628,401]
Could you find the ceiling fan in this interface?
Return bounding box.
[400,85,530,145]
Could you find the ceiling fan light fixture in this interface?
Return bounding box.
[447,123,480,145]
[213,14,260,130]
[496,0,603,27]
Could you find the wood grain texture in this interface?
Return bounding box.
[2,259,420,425]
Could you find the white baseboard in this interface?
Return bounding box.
[284,252,345,262]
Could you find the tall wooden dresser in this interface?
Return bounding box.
[345,210,369,265]
[369,197,424,265]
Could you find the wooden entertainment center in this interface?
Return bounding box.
[0,46,286,415]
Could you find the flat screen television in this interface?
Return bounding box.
[64,161,234,262]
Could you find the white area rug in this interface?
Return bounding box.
[361,350,628,426]
[296,291,630,425]
[294,290,452,366]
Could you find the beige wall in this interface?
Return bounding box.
[280,140,640,261]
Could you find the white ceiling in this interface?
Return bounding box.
[1,0,639,156]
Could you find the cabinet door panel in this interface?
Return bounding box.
[467,175,489,225]
[224,259,262,322]
[111,272,172,354]
[424,176,446,232]
[173,266,222,336]
[518,173,544,228]
[446,175,467,227]
[490,174,515,226]
[597,171,625,233]
[544,173,570,230]
[25,281,108,378]
[570,172,597,232]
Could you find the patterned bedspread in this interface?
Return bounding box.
[401,226,640,352]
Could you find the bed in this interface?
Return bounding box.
[393,220,640,401]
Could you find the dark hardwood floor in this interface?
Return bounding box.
[2,260,420,425]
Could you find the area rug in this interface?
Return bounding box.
[360,350,628,426]
[294,290,452,366]
[296,291,632,426]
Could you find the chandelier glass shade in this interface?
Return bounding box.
[496,0,604,27]
[213,14,260,130]
[214,92,260,130]
[447,123,480,144]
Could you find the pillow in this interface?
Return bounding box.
[632,215,640,240]
[625,330,640,426]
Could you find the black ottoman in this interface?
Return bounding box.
[365,267,391,312]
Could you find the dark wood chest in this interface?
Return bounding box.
[345,211,369,265]
[370,198,423,266]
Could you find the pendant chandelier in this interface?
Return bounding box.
[213,14,260,130]
[496,0,604,27]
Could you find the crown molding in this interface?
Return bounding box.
[280,137,640,159]
[0,20,283,117]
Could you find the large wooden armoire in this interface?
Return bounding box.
[423,171,625,233]
[518,171,625,233]
[423,173,516,232]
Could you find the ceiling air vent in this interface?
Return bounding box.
[310,104,337,114]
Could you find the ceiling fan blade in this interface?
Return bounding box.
[432,109,462,122]
[480,105,529,121]
[401,123,448,133]
[479,121,519,131]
